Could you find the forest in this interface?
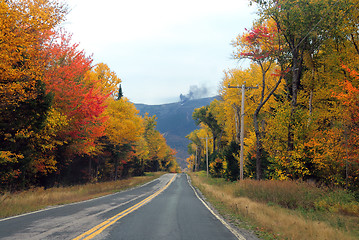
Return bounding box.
[0,0,179,192]
[187,0,359,192]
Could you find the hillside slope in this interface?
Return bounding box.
[135,97,217,168]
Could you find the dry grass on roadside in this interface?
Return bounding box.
[189,173,356,240]
[0,172,164,219]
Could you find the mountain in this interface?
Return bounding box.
[135,96,218,169]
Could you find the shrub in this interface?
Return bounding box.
[224,141,240,181]
[209,158,226,178]
[232,179,359,216]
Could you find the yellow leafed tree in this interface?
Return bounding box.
[104,98,144,146]
[0,0,67,106]
[83,63,122,97]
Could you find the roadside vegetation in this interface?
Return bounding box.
[0,172,164,219]
[190,172,358,240]
[186,1,359,238]
[187,0,359,191]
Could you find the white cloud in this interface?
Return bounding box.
[64,0,256,104]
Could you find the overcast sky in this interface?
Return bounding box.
[64,0,256,104]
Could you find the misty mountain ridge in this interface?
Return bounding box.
[135,96,219,168]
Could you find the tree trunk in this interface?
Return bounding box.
[96,163,99,182]
[351,34,359,55]
[114,158,118,181]
[288,51,302,151]
[308,88,313,126]
[253,111,262,180]
[197,148,202,171]
[213,135,216,154]
[252,67,283,180]
[88,157,92,181]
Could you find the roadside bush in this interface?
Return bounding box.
[209,158,226,178]
[233,179,320,209]
[315,189,359,216]
[233,179,359,216]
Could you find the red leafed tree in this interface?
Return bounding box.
[44,31,108,155]
[236,26,276,61]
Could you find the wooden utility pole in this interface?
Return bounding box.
[206,137,208,177]
[228,82,258,180]
[200,136,213,177]
[195,147,198,172]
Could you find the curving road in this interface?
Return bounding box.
[0,173,246,240]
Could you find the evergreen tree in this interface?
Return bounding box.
[117,84,123,100]
[224,141,240,181]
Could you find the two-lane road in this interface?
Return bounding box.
[0,173,245,240]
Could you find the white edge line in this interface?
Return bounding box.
[186,174,246,240]
[0,175,166,222]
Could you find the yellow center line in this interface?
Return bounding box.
[73,174,176,240]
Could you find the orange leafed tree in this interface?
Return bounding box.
[334,65,359,184]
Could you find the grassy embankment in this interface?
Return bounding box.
[0,172,164,219]
[189,171,359,240]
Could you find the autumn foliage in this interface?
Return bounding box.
[334,66,359,183]
[43,32,108,155]
[232,21,278,62]
[0,0,179,191]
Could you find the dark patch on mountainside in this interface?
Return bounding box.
[135,96,218,169]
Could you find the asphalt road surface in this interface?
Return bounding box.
[0,173,246,240]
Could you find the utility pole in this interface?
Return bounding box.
[206,137,208,177]
[200,136,213,177]
[228,82,258,180]
[195,146,198,172]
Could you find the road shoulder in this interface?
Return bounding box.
[186,173,261,240]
